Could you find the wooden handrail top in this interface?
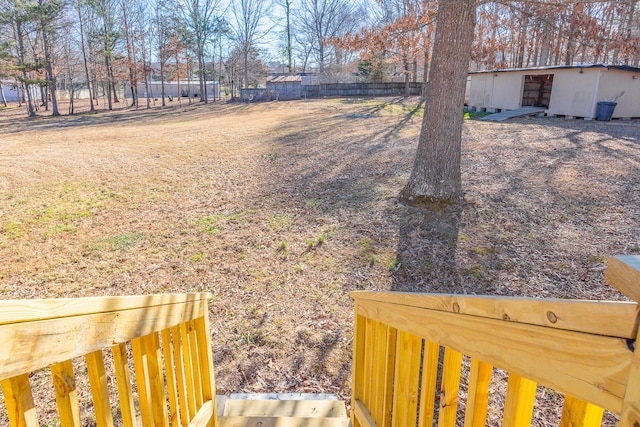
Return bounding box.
[606,255,640,302]
[351,291,639,339]
[0,292,212,326]
[0,292,213,382]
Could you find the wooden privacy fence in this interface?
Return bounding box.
[0,292,216,427]
[351,255,640,427]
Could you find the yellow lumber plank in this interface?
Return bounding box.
[111,343,137,427]
[195,308,217,427]
[0,301,206,382]
[502,373,536,427]
[86,350,114,427]
[353,399,378,427]
[381,327,397,427]
[195,312,216,401]
[0,293,212,325]
[362,318,374,411]
[350,291,638,339]
[606,255,640,303]
[417,341,439,427]
[187,320,204,410]
[162,329,180,427]
[369,319,383,423]
[560,395,604,427]
[181,322,197,420]
[0,374,38,427]
[464,359,493,427]
[391,330,421,427]
[351,311,366,427]
[218,416,351,427]
[187,400,215,427]
[172,325,190,427]
[437,348,463,427]
[620,327,640,426]
[50,360,81,427]
[146,333,170,426]
[356,299,631,413]
[132,336,153,426]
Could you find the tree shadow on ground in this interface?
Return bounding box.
[391,202,464,293]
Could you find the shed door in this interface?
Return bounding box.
[522,74,553,107]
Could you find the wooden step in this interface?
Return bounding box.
[223,399,348,418]
[218,416,351,427]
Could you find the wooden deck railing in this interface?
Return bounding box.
[351,255,640,427]
[0,292,216,427]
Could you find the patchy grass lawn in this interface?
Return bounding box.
[0,97,638,422]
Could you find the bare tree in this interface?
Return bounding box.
[73,0,95,111]
[232,0,270,88]
[37,0,63,115]
[177,0,222,103]
[295,0,356,72]
[0,0,38,116]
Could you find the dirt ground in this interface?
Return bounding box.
[0,98,638,424]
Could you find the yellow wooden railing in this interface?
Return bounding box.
[351,255,640,427]
[0,292,216,427]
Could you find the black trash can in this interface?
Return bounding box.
[596,101,617,121]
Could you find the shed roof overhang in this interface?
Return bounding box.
[469,64,640,75]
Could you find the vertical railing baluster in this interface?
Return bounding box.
[418,341,439,427]
[162,329,180,427]
[133,333,170,426]
[187,320,203,410]
[503,373,537,427]
[351,309,366,427]
[181,322,197,421]
[0,374,39,427]
[171,325,189,426]
[437,348,463,427]
[51,360,81,427]
[391,330,422,427]
[195,305,218,427]
[86,350,114,427]
[464,359,492,427]
[112,343,137,427]
[560,395,604,427]
[382,326,397,427]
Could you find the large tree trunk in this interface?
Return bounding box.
[401,0,476,205]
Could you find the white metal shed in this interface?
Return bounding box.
[468,64,640,119]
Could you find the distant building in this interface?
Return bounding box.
[127,81,220,100]
[1,80,23,103]
[266,75,302,100]
[468,64,640,119]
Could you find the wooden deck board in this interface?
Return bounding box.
[223,399,347,418]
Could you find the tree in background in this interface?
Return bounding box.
[232,0,270,88]
[472,1,640,70]
[0,0,43,116]
[36,0,63,115]
[335,0,436,95]
[177,0,222,103]
[72,0,95,111]
[295,0,357,72]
